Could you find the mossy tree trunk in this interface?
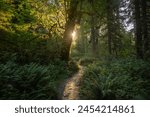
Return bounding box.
[61,0,79,61]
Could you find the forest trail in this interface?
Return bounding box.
[61,64,84,100]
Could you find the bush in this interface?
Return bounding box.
[79,56,98,66]
[0,29,63,64]
[80,58,150,100]
[0,60,69,100]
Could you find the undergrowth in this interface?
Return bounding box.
[80,58,150,100]
[0,58,75,100]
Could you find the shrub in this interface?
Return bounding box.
[0,60,69,100]
[0,29,63,64]
[79,56,98,66]
[80,58,150,100]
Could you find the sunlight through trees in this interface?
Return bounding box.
[0,0,150,100]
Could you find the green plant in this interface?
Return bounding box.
[80,58,150,100]
[0,60,70,99]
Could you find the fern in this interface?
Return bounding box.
[80,58,150,100]
[0,60,69,99]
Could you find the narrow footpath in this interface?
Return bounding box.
[62,64,84,100]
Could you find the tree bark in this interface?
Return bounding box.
[61,0,79,61]
[135,0,143,59]
[106,0,113,55]
[142,0,149,58]
[90,14,98,56]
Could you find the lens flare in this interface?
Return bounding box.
[71,31,77,45]
[72,31,76,39]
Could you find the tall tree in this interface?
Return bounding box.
[89,0,99,56]
[61,0,79,61]
[133,0,150,59]
[106,0,113,55]
[134,0,143,59]
[142,0,150,58]
[106,0,122,55]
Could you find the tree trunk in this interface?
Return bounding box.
[89,1,99,57]
[142,0,149,58]
[106,0,112,55]
[135,0,143,59]
[90,14,98,56]
[61,0,79,61]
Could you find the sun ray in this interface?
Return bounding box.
[72,31,76,39]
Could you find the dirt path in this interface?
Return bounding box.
[61,64,84,100]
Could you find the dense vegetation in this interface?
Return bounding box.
[0,0,150,100]
[80,58,150,100]
[0,60,70,99]
[0,0,77,99]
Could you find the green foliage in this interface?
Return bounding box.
[79,56,98,66]
[0,0,71,100]
[0,28,62,64]
[0,0,11,11]
[68,60,79,74]
[80,58,150,100]
[12,0,35,24]
[0,60,69,99]
[0,0,150,100]
[0,0,65,64]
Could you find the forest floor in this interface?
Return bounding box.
[59,64,84,100]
